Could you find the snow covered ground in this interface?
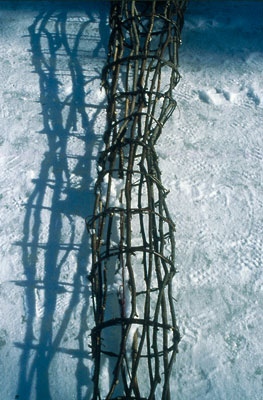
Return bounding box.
[0,1,262,399]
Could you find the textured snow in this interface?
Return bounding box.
[0,1,262,399]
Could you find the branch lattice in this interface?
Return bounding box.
[86,1,188,398]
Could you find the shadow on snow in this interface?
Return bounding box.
[14,2,109,399]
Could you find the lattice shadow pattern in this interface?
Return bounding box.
[86,1,188,398]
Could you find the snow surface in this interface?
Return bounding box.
[0,1,262,399]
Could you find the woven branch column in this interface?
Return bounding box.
[87,1,188,398]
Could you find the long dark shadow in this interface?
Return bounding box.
[15,3,109,399]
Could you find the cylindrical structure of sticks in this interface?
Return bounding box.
[87,1,188,398]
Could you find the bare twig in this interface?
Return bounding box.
[87,1,188,398]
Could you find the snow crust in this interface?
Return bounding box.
[0,1,262,399]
